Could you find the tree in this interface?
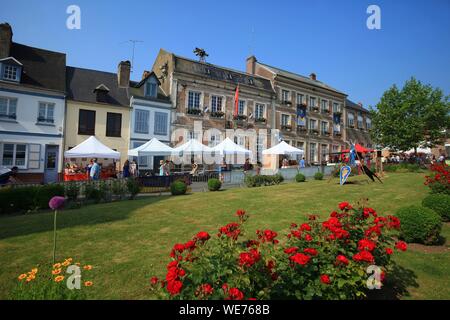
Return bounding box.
[370,77,450,153]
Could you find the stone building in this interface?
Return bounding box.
[344,99,373,148]
[246,56,347,165]
[151,49,276,163]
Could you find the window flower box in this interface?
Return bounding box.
[281,100,292,106]
[310,129,319,135]
[233,114,247,121]
[255,117,266,123]
[312,106,319,112]
[297,126,307,133]
[281,125,292,131]
[187,108,202,116]
[210,111,224,118]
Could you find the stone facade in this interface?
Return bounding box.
[344,99,373,148]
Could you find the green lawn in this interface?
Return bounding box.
[0,172,449,299]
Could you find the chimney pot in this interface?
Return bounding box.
[117,60,131,88]
[309,73,317,81]
[0,23,13,59]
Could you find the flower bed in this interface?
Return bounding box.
[150,202,406,300]
[424,163,450,195]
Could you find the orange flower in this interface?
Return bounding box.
[31,268,38,274]
[83,265,93,270]
[26,274,36,282]
[62,260,70,267]
[53,263,61,268]
[75,262,80,266]
[66,258,73,262]
[18,273,27,281]
[52,268,62,275]
[54,275,64,282]
[84,281,93,287]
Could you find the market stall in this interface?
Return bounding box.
[262,141,304,169]
[63,136,121,181]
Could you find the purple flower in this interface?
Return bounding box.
[49,196,65,210]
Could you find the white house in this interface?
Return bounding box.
[0,23,66,183]
[129,72,172,172]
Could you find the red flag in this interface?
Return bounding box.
[234,85,239,116]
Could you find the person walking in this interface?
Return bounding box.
[159,160,165,176]
[90,158,100,180]
[130,161,137,177]
[299,157,306,169]
[123,160,130,178]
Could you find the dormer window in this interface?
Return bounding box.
[145,79,158,98]
[93,84,110,103]
[3,65,19,81]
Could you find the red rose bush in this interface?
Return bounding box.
[150,203,405,300]
[424,163,450,195]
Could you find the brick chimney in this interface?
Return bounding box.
[0,23,13,59]
[246,55,257,74]
[309,73,317,81]
[117,60,131,88]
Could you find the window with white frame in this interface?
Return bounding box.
[0,96,17,119]
[309,119,317,130]
[366,118,372,129]
[38,102,55,123]
[255,103,265,119]
[321,99,328,113]
[211,95,223,112]
[309,143,317,163]
[281,89,290,103]
[2,143,27,168]
[154,112,168,135]
[135,109,149,133]
[145,81,157,98]
[238,100,246,115]
[281,114,290,126]
[321,121,329,134]
[2,65,20,81]
[188,91,201,110]
[322,144,329,162]
[310,96,317,109]
[357,114,363,128]
[333,102,340,113]
[208,133,221,147]
[296,93,305,105]
[348,113,355,127]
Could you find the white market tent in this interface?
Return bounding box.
[64,136,120,159]
[405,147,432,154]
[172,139,213,154]
[262,141,304,155]
[212,137,253,156]
[128,138,174,156]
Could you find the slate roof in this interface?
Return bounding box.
[167,50,274,93]
[66,66,130,106]
[345,99,370,113]
[8,43,66,93]
[257,61,346,96]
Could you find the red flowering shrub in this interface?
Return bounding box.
[150,203,405,300]
[424,163,450,195]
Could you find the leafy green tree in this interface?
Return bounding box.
[370,77,449,153]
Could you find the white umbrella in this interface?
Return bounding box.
[262,141,304,155]
[64,136,120,159]
[172,139,212,155]
[212,137,253,156]
[128,138,174,156]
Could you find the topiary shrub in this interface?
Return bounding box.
[396,205,442,245]
[171,180,187,196]
[207,178,222,191]
[295,173,306,182]
[126,178,141,199]
[314,172,324,180]
[422,194,450,221]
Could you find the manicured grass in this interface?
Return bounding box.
[0,172,448,299]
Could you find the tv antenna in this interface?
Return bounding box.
[193,47,208,63]
[121,40,144,73]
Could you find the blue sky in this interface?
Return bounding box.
[1,0,449,107]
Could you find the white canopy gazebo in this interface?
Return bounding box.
[128,138,174,156]
[64,136,120,159]
[212,137,253,156]
[405,147,432,154]
[262,141,304,155]
[172,139,213,154]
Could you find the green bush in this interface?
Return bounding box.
[112,179,127,200]
[396,205,442,245]
[207,178,222,191]
[314,172,324,180]
[84,183,102,203]
[244,174,284,188]
[385,163,422,173]
[126,178,141,199]
[65,182,79,201]
[0,184,65,214]
[273,173,284,184]
[171,180,187,195]
[422,194,450,221]
[295,173,306,182]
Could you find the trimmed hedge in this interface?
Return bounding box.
[207,178,222,191]
[244,174,284,188]
[314,172,324,180]
[0,184,65,214]
[171,180,187,195]
[384,163,422,173]
[295,173,306,182]
[422,194,450,221]
[396,205,442,245]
